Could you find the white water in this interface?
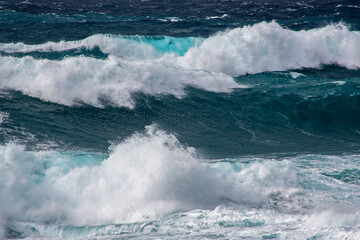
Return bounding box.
[1,21,359,73]
[1,126,360,239]
[0,126,295,226]
[179,21,360,75]
[0,21,359,108]
[0,56,240,108]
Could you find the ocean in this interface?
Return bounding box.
[1,0,360,239]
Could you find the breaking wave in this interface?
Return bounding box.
[179,21,360,75]
[0,125,295,233]
[0,21,359,108]
[1,21,359,73]
[1,126,360,238]
[0,56,240,108]
[0,34,201,59]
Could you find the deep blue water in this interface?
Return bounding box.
[1,0,360,239]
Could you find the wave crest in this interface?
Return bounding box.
[0,34,201,59]
[179,21,360,75]
[2,22,360,75]
[0,56,241,108]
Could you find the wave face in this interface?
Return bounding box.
[1,0,360,239]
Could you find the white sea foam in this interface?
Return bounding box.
[1,129,360,238]
[0,56,241,108]
[0,125,296,229]
[0,22,359,108]
[1,21,359,76]
[289,71,305,78]
[331,80,346,85]
[138,207,360,239]
[179,21,360,75]
[205,14,229,20]
[6,207,360,239]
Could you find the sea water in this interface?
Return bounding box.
[1,0,360,239]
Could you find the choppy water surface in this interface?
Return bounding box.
[1,0,360,239]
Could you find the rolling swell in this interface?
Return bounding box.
[138,74,360,156]
[0,20,358,159]
[0,22,359,156]
[1,69,359,157]
[0,22,359,111]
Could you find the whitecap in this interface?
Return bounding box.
[0,56,243,108]
[178,21,360,75]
